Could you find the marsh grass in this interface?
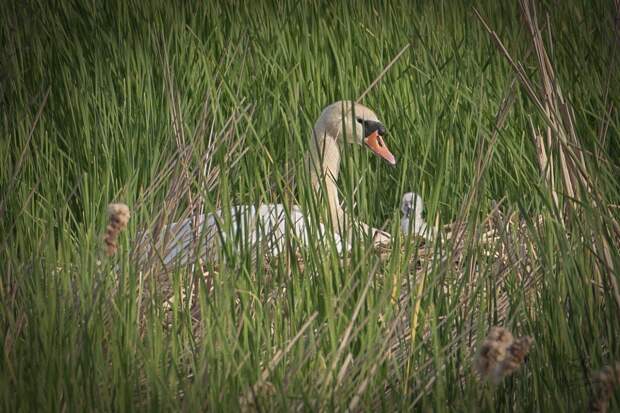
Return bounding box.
[2,0,620,411]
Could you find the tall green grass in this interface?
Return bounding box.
[2,0,619,411]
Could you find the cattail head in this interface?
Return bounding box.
[104,203,131,256]
[491,336,534,384]
[474,327,514,378]
[474,326,533,384]
[589,362,620,413]
[488,326,515,347]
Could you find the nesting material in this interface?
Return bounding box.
[589,362,620,413]
[105,203,131,256]
[474,326,533,384]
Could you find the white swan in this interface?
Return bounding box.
[307,101,396,240]
[146,204,346,266]
[400,192,435,241]
[139,101,397,266]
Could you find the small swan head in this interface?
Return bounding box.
[401,192,425,218]
[313,101,396,165]
[401,192,435,241]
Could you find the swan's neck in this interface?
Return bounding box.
[308,135,344,233]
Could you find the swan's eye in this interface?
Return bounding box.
[356,117,364,124]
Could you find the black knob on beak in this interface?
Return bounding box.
[363,120,387,138]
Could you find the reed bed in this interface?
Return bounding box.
[2,0,619,411]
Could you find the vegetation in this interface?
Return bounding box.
[2,0,619,411]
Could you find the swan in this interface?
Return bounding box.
[307,101,396,241]
[400,192,435,241]
[138,101,397,266]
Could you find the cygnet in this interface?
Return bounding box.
[400,192,435,241]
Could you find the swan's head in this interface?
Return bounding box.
[401,192,425,218]
[313,101,396,165]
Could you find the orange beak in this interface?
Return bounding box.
[364,130,396,166]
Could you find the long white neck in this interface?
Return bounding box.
[307,135,345,234]
[306,130,388,244]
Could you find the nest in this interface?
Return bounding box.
[124,201,542,378]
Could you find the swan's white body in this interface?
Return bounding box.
[142,101,397,265]
[400,192,434,241]
[147,204,347,266]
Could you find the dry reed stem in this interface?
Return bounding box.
[356,43,410,103]
[477,0,620,335]
[520,0,620,315]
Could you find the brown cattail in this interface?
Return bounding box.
[474,326,533,384]
[239,381,276,413]
[491,336,534,384]
[474,327,514,378]
[589,362,620,413]
[104,203,130,256]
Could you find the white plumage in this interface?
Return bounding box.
[400,192,435,241]
[138,204,348,267]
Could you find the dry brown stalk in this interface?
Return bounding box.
[356,43,410,103]
[477,0,620,325]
